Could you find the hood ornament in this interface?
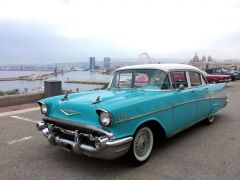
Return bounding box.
[60,109,81,116]
[62,93,69,101]
[91,96,102,105]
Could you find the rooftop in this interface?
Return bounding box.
[116,63,204,73]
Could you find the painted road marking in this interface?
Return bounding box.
[0,107,39,117]
[10,115,38,123]
[7,136,33,145]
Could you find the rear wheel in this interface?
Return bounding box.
[203,115,215,125]
[128,126,154,165]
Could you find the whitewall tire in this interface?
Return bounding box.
[129,126,154,165]
[204,115,215,125]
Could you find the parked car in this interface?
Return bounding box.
[36,64,228,165]
[204,73,231,84]
[230,70,240,80]
[206,67,238,81]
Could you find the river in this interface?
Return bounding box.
[0,71,113,92]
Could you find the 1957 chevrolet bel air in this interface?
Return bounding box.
[36,64,228,165]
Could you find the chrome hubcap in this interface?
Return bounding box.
[135,132,150,156]
[133,127,153,161]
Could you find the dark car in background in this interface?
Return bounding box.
[206,67,238,81]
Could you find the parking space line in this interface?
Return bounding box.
[10,115,38,123]
[7,136,33,145]
[0,107,39,117]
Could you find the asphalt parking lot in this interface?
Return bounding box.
[0,82,240,180]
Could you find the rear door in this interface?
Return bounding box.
[188,71,210,120]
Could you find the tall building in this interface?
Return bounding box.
[89,57,95,70]
[193,53,199,61]
[189,53,215,70]
[103,57,111,70]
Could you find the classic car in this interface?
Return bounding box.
[206,67,238,81]
[204,73,231,84]
[36,64,228,165]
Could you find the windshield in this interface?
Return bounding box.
[110,69,170,90]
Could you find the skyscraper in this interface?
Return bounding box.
[89,57,95,70]
[103,57,111,70]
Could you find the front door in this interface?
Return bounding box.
[171,71,197,132]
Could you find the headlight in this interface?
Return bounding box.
[99,111,113,127]
[40,104,48,115]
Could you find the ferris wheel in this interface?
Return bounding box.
[138,52,152,64]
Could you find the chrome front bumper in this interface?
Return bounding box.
[36,121,133,160]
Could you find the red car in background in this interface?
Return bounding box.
[205,73,231,84]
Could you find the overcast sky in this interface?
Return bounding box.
[0,0,240,64]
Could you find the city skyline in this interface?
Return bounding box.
[0,0,240,64]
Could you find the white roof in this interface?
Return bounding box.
[116,63,204,73]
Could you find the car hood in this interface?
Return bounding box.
[41,89,167,127]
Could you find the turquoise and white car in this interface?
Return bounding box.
[36,64,228,165]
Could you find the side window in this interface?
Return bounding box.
[215,69,221,73]
[189,72,202,87]
[171,71,188,89]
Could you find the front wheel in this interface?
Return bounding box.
[128,126,154,165]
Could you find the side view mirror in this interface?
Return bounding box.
[178,84,185,91]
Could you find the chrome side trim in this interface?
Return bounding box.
[115,105,172,124]
[115,95,227,124]
[42,117,114,139]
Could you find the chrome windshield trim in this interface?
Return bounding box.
[42,117,114,139]
[109,68,172,91]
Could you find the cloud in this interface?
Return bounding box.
[0,0,240,64]
[0,20,133,64]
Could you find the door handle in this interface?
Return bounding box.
[191,90,195,93]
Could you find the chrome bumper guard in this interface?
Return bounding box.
[36,121,133,160]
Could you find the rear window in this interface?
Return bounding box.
[189,72,202,87]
